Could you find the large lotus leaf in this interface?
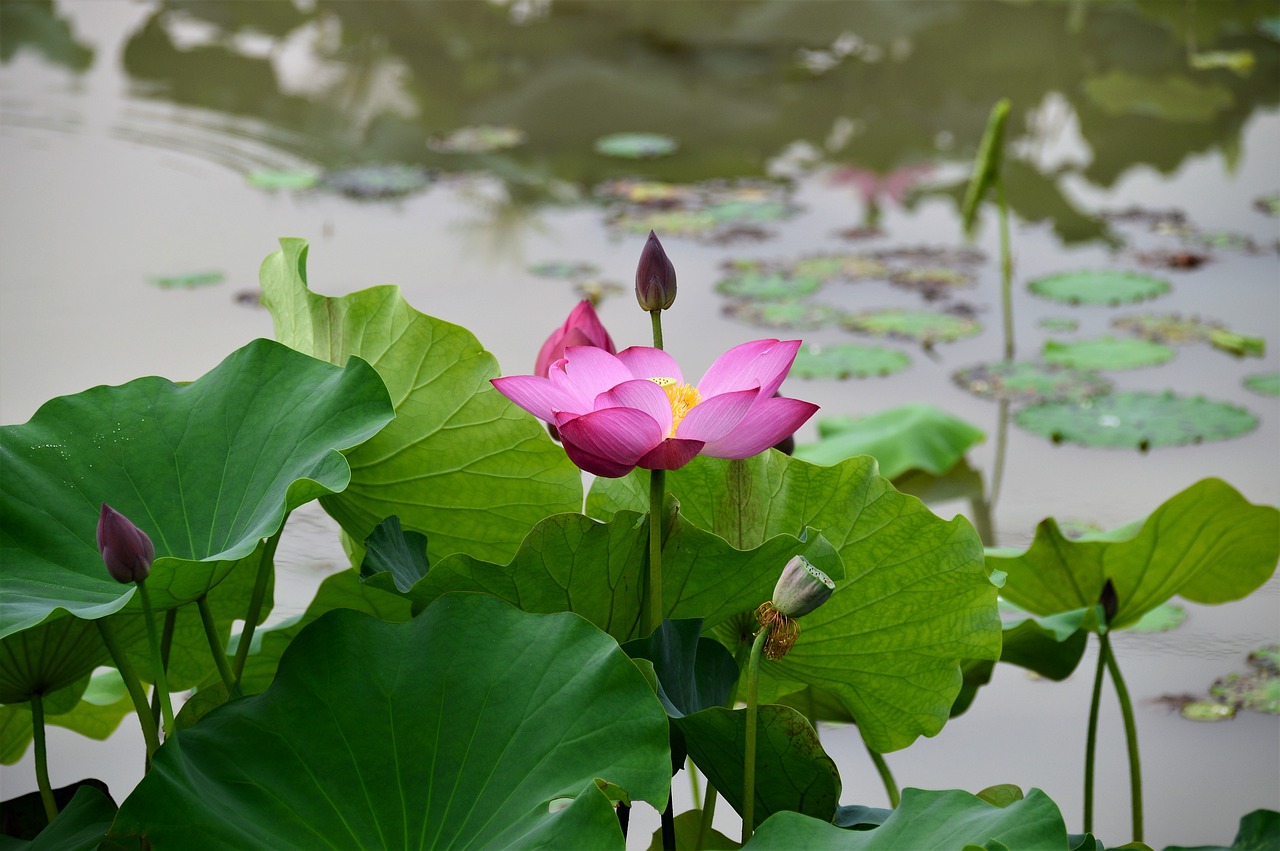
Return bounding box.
[676,705,841,830]
[989,478,1280,631]
[744,787,1070,850]
[1043,336,1175,371]
[109,596,671,849]
[621,619,739,718]
[794,404,986,478]
[1016,391,1258,449]
[0,339,393,702]
[259,237,582,564]
[372,508,843,644]
[1165,809,1279,851]
[0,783,116,850]
[235,567,413,696]
[589,453,1001,753]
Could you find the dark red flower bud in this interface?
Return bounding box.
[635,230,676,311]
[97,503,154,584]
[1099,578,1119,627]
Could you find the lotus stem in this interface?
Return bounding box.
[696,779,719,849]
[232,524,285,684]
[136,579,175,738]
[661,796,676,850]
[149,607,175,737]
[988,398,1011,515]
[1102,631,1143,842]
[643,470,665,636]
[96,617,162,764]
[198,594,238,695]
[650,309,664,351]
[997,176,1014,362]
[1083,636,1106,834]
[742,622,772,843]
[30,692,57,824]
[688,757,701,813]
[865,743,900,809]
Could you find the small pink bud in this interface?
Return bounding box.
[534,300,616,378]
[635,230,676,312]
[97,503,154,584]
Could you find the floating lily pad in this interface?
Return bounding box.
[1016,391,1258,449]
[1208,329,1265,358]
[888,265,974,299]
[1042,336,1175,371]
[1112,312,1224,344]
[1244,372,1280,397]
[427,124,526,154]
[1039,317,1079,332]
[872,245,987,266]
[1028,270,1171,306]
[572,279,625,303]
[1210,645,1280,715]
[1179,700,1237,722]
[843,309,982,344]
[790,343,911,379]
[715,270,822,300]
[594,179,695,205]
[722,300,841,331]
[593,132,678,159]
[1254,193,1280,216]
[320,163,431,200]
[952,360,1112,404]
[1128,602,1186,634]
[1133,248,1209,270]
[1187,228,1259,252]
[603,179,795,241]
[245,169,319,191]
[148,270,225,289]
[792,253,888,281]
[528,260,600,279]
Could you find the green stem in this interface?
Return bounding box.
[865,744,900,809]
[996,176,1014,362]
[1101,631,1144,842]
[1083,636,1107,835]
[149,607,176,738]
[136,579,175,738]
[30,692,57,824]
[688,756,701,814]
[696,779,719,850]
[649,309,664,350]
[96,618,162,764]
[742,624,771,844]
[232,525,284,683]
[198,595,238,695]
[988,398,1011,512]
[643,469,666,636]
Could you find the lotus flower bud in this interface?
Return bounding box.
[534,300,616,378]
[1099,578,1119,627]
[635,230,676,311]
[97,503,154,584]
[771,556,835,618]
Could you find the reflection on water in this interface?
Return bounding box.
[2,1,1278,846]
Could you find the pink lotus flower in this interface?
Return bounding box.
[492,339,818,477]
[534,300,616,378]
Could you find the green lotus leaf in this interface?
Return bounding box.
[0,339,393,703]
[888,265,975,293]
[953,360,1112,404]
[723,300,842,331]
[1039,316,1080,332]
[371,508,843,644]
[1111,312,1225,345]
[988,478,1280,631]
[1042,336,1175,371]
[1028,270,1171,306]
[794,404,985,478]
[1127,602,1186,634]
[961,98,1010,236]
[147,270,224,290]
[843,309,982,344]
[715,271,822,300]
[645,810,737,851]
[0,783,116,850]
[791,253,888,281]
[589,453,1000,753]
[1165,809,1280,851]
[1243,372,1280,397]
[743,787,1070,850]
[1,668,133,767]
[426,124,526,154]
[593,132,678,159]
[527,260,600,280]
[621,619,738,718]
[790,343,911,380]
[1207,645,1280,715]
[1016,391,1257,449]
[244,169,318,191]
[676,705,841,830]
[318,163,431,200]
[260,237,583,565]
[110,596,671,850]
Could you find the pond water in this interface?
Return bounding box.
[2,1,1278,846]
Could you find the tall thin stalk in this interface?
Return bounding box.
[136,580,175,738]
[198,594,238,694]
[1101,632,1143,842]
[30,692,57,823]
[644,470,665,636]
[96,618,162,764]
[742,623,772,843]
[232,524,285,684]
[1082,637,1107,834]
[865,743,900,809]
